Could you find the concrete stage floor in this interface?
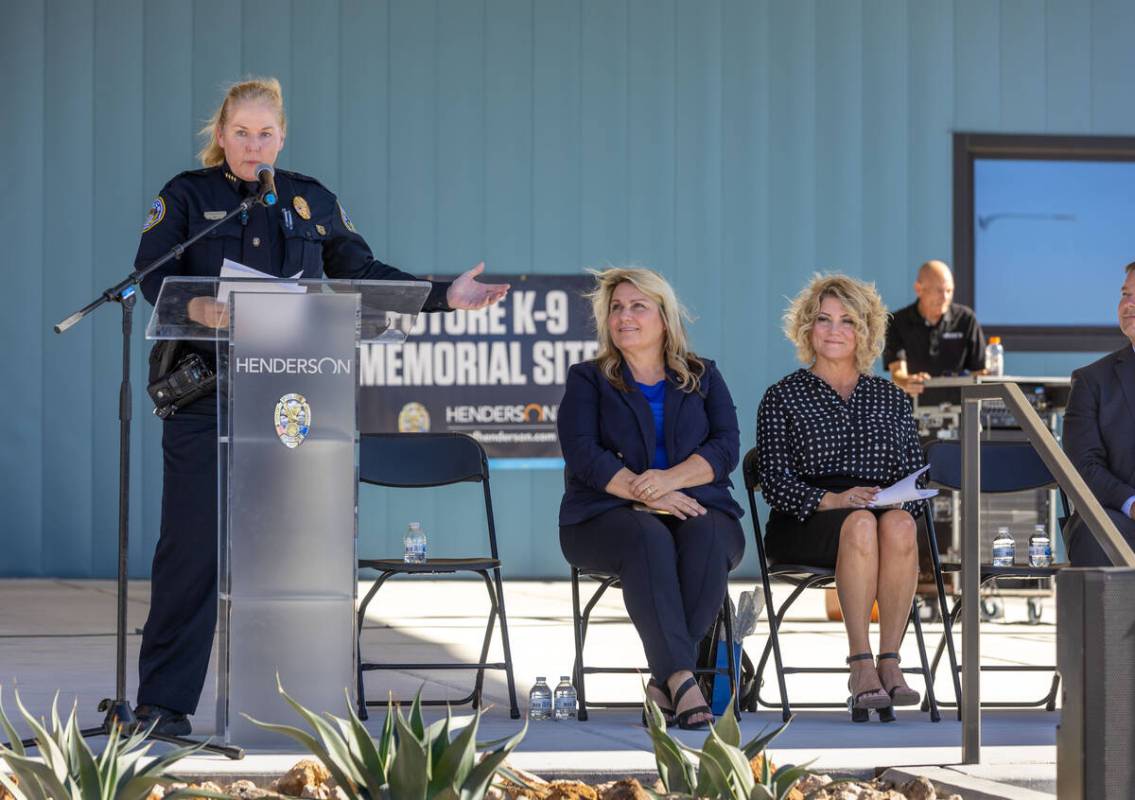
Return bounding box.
[0,579,1059,794]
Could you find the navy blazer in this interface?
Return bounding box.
[557,358,744,525]
[1063,346,1135,562]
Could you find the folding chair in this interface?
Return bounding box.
[571,566,739,721]
[922,439,1064,711]
[355,433,520,719]
[742,448,951,722]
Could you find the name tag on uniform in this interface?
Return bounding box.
[204,211,226,220]
[942,332,964,340]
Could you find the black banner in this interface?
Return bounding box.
[357,274,597,459]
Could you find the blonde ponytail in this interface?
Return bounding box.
[198,77,287,167]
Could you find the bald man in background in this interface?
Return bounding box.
[884,260,987,396]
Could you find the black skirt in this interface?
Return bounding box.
[764,475,889,568]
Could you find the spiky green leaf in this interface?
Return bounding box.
[430,708,478,796]
[456,723,524,800]
[742,717,792,760]
[408,688,426,741]
[0,688,27,759]
[343,691,389,794]
[389,712,429,800]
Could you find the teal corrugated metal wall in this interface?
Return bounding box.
[3,0,1133,578]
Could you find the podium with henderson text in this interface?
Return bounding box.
[146,277,431,748]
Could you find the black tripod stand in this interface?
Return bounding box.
[5,196,267,759]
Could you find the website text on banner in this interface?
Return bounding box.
[358,274,597,459]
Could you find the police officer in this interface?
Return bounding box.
[883,260,986,396]
[133,77,508,736]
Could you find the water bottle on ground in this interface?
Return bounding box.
[1029,524,1053,567]
[528,677,552,720]
[985,336,1005,377]
[553,676,577,720]
[992,526,1015,567]
[403,522,427,564]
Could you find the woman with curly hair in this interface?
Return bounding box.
[558,267,744,730]
[756,273,925,722]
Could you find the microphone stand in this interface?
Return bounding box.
[8,195,266,760]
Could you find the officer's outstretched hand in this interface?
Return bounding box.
[446,262,510,310]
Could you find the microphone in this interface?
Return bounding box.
[255,163,278,206]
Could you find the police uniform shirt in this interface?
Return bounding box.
[882,301,985,376]
[135,164,451,311]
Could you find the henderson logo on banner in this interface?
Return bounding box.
[357,274,598,462]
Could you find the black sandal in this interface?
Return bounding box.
[670,675,713,731]
[641,677,676,727]
[877,652,921,707]
[846,653,891,723]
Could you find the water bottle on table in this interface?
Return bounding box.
[985,336,1004,377]
[403,522,427,564]
[992,526,1015,567]
[1029,524,1053,567]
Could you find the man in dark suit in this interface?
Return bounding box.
[1063,261,1135,565]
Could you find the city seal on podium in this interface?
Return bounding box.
[275,393,312,448]
[397,402,430,433]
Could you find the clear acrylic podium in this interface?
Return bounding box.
[146,276,431,747]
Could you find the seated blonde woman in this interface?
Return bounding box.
[557,267,745,730]
[756,274,925,723]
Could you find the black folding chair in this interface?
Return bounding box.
[742,448,951,722]
[355,433,520,719]
[571,566,740,721]
[922,439,1064,711]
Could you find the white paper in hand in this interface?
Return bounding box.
[217,258,305,304]
[869,465,938,507]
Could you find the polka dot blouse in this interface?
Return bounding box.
[756,369,926,522]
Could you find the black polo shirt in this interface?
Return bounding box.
[883,301,986,376]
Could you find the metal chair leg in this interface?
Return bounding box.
[754,579,818,720]
[910,599,941,722]
[490,566,521,719]
[924,515,963,717]
[472,570,499,711]
[356,570,395,720]
[570,568,589,721]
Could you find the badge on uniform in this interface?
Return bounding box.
[142,196,166,233]
[315,224,326,236]
[338,201,357,233]
[275,393,311,449]
[293,196,311,220]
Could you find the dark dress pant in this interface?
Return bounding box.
[137,406,217,715]
[1066,508,1135,567]
[560,505,745,682]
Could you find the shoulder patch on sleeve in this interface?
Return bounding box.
[338,201,357,233]
[142,196,166,233]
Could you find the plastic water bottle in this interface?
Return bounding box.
[992,527,1015,567]
[1029,524,1054,567]
[528,677,552,720]
[553,676,577,720]
[403,522,427,564]
[985,336,1005,377]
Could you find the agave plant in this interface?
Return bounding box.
[244,677,526,800]
[0,687,199,800]
[643,690,812,800]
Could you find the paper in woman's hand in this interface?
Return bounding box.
[868,465,938,507]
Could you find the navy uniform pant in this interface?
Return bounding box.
[560,505,745,682]
[137,408,217,715]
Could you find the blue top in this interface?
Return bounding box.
[636,379,670,469]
